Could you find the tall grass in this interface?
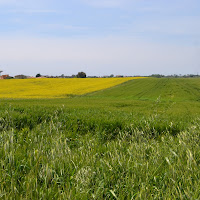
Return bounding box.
[0,103,200,199]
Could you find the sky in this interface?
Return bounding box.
[0,0,200,76]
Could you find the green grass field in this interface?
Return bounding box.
[0,78,200,199]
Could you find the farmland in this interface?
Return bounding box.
[0,78,200,199]
[0,77,137,99]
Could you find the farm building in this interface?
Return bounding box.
[0,74,9,79]
[14,75,28,79]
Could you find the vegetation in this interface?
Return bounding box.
[150,74,200,78]
[0,77,138,99]
[0,78,200,199]
[36,73,41,78]
[77,72,86,78]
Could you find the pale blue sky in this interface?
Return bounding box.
[0,0,200,76]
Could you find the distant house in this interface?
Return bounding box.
[14,75,27,79]
[0,74,9,79]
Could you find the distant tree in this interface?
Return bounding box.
[5,76,13,79]
[36,73,41,78]
[77,72,86,78]
[150,74,165,78]
[110,74,114,77]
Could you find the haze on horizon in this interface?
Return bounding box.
[0,0,199,77]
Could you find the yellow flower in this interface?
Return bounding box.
[0,77,144,99]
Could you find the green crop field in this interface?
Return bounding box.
[0,78,200,199]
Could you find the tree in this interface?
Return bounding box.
[5,76,13,79]
[150,74,164,78]
[36,73,41,78]
[77,72,86,78]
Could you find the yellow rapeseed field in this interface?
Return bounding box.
[0,77,144,99]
